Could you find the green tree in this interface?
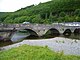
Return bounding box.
[32,14,43,23]
[74,9,80,16]
[44,19,51,24]
[59,12,66,17]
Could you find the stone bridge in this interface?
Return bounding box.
[0,23,80,36]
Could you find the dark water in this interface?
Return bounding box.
[0,32,80,47]
[0,40,13,47]
[0,32,13,47]
[63,33,80,40]
[24,33,80,40]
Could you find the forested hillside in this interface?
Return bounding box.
[0,0,80,24]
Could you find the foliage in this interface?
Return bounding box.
[1,0,80,23]
[0,45,80,60]
[74,9,80,16]
[59,12,66,17]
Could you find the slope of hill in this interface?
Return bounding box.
[0,0,80,24]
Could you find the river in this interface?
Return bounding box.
[0,37,80,55]
[0,31,80,47]
[0,31,80,55]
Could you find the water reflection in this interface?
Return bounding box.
[0,32,13,47]
[0,31,80,47]
[0,40,13,47]
[11,30,30,43]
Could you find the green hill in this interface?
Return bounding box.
[0,12,11,22]
[0,0,80,24]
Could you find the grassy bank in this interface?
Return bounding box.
[0,45,80,60]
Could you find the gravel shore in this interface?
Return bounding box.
[0,37,80,55]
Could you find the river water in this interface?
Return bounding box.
[0,32,80,47]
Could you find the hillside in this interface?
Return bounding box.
[0,0,80,24]
[0,12,11,22]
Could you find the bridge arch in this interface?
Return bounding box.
[74,28,80,35]
[24,29,39,38]
[63,29,72,36]
[44,28,60,38]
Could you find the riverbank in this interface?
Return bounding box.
[0,37,80,55]
[0,45,80,60]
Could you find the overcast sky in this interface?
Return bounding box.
[0,0,51,12]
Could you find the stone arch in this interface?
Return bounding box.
[74,28,80,35]
[43,28,60,38]
[63,29,72,36]
[24,29,39,39]
[11,29,39,42]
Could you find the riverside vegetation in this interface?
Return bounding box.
[0,45,80,60]
[0,0,80,24]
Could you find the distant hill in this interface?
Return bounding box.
[0,0,80,24]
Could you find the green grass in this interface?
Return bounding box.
[0,45,80,60]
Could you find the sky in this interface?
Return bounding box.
[0,0,51,12]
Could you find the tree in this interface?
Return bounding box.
[44,19,51,24]
[32,14,43,23]
[74,9,80,16]
[59,12,66,17]
[49,15,57,23]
